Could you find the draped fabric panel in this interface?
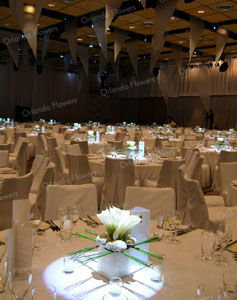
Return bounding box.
[0,64,88,122]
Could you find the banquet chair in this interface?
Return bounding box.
[0,135,6,144]
[182,175,226,231]
[176,164,188,211]
[185,150,199,176]
[11,136,26,155]
[58,126,66,134]
[115,132,126,142]
[30,156,50,193]
[0,143,11,152]
[0,172,33,230]
[35,134,48,156]
[14,131,27,147]
[67,153,104,207]
[160,147,177,159]
[54,134,64,146]
[65,144,81,155]
[29,162,55,217]
[134,131,142,145]
[44,184,98,221]
[64,132,73,141]
[190,157,204,181]
[30,155,47,177]
[219,150,237,164]
[101,157,135,209]
[0,150,9,167]
[71,140,89,154]
[53,147,69,183]
[46,137,57,162]
[219,162,237,205]
[107,140,123,150]
[124,186,175,220]
[67,154,93,185]
[8,141,28,176]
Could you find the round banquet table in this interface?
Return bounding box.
[1,219,237,300]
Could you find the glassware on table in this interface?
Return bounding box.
[8,269,32,300]
[196,284,211,299]
[60,218,73,242]
[70,204,80,230]
[57,207,68,224]
[201,231,216,260]
[29,212,42,253]
[167,210,184,244]
[214,225,232,266]
[63,257,74,273]
[0,254,8,293]
[32,284,56,300]
[155,216,164,239]
[103,277,128,300]
[150,265,163,282]
[223,266,237,294]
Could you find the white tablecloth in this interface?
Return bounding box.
[2,219,237,300]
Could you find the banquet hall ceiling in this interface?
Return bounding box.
[0,0,236,68]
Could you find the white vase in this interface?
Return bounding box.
[97,247,132,279]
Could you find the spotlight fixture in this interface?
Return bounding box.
[219,61,229,72]
[24,5,35,14]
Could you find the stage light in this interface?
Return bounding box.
[219,61,229,72]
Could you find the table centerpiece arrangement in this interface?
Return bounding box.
[68,207,163,279]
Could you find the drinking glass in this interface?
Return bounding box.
[201,231,216,260]
[32,284,56,299]
[8,270,32,300]
[215,225,232,266]
[60,219,73,242]
[103,277,128,300]
[70,204,80,232]
[29,212,42,253]
[223,266,237,293]
[167,210,183,244]
[57,207,68,224]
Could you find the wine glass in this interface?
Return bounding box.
[31,284,56,299]
[8,270,32,300]
[70,203,80,236]
[29,212,42,253]
[214,225,232,266]
[167,210,184,244]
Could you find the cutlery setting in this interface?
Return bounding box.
[45,220,60,232]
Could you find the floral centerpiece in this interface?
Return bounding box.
[87,130,95,143]
[126,141,137,158]
[68,207,163,279]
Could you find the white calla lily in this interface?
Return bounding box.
[97,207,140,241]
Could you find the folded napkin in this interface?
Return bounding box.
[7,223,32,275]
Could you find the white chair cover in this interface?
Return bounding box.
[176,164,188,211]
[44,184,98,220]
[0,136,5,144]
[190,157,204,181]
[108,140,123,150]
[30,157,50,193]
[0,150,9,167]
[0,172,33,230]
[9,141,28,176]
[115,132,126,141]
[219,162,237,205]
[219,150,237,164]
[0,143,11,152]
[157,159,185,190]
[46,137,57,163]
[67,154,93,185]
[30,162,55,218]
[71,140,89,154]
[185,150,199,176]
[160,147,177,159]
[12,136,27,155]
[14,131,27,147]
[30,155,46,177]
[35,134,48,156]
[65,144,81,155]
[101,157,135,209]
[124,186,175,219]
[183,176,211,230]
[53,147,69,182]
